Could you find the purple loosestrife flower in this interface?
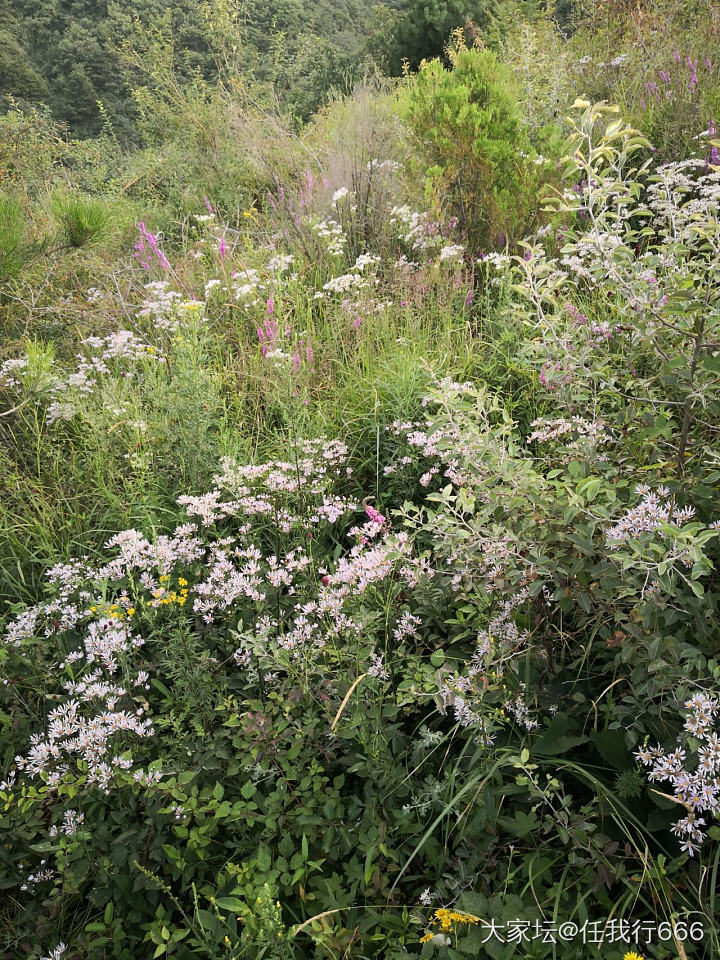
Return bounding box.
[256,317,279,356]
[218,237,227,259]
[299,169,314,209]
[709,119,720,166]
[134,222,170,272]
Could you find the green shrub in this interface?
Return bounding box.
[50,193,113,249]
[0,194,31,284]
[403,40,548,253]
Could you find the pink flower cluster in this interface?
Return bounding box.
[606,485,696,546]
[134,221,170,271]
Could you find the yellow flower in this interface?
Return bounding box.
[623,953,645,960]
[431,908,478,931]
[419,932,434,943]
[127,608,135,617]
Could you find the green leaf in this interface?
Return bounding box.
[499,810,540,838]
[592,730,632,770]
[255,845,272,872]
[215,897,245,912]
[533,714,590,755]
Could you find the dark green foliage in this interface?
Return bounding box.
[376,0,542,74]
[0,0,381,138]
[51,194,113,249]
[0,194,32,283]
[4,0,132,139]
[404,45,547,252]
[0,29,48,105]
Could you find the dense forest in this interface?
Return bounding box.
[0,0,565,135]
[2,1,720,959]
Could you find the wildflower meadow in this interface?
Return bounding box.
[2,1,720,958]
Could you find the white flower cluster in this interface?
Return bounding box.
[321,253,381,295]
[606,485,697,547]
[526,416,611,448]
[438,244,465,262]
[390,205,441,251]
[312,217,346,256]
[637,691,720,856]
[0,356,29,389]
[48,809,85,838]
[331,187,350,206]
[40,942,67,960]
[366,159,402,173]
[136,280,183,330]
[267,253,294,273]
[367,653,390,680]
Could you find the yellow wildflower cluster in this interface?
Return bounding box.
[150,575,189,609]
[178,301,204,319]
[89,601,134,620]
[420,907,480,942]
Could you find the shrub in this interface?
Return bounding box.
[0,194,32,284]
[50,194,113,249]
[403,39,548,253]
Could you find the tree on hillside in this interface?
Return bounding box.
[0,28,48,105]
